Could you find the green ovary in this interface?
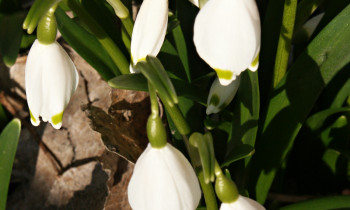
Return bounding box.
[51,111,63,125]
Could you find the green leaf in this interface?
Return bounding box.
[67,0,129,75]
[228,70,260,159]
[55,7,115,80]
[0,11,25,67]
[0,119,21,210]
[170,14,191,82]
[306,107,350,130]
[108,73,207,104]
[258,0,285,102]
[250,5,350,203]
[159,39,189,81]
[293,0,325,34]
[322,148,340,174]
[108,73,148,91]
[80,0,127,54]
[279,195,350,210]
[221,144,255,168]
[273,0,297,87]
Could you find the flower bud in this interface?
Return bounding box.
[206,76,240,115]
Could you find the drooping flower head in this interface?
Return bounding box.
[128,143,202,210]
[194,0,260,85]
[128,104,201,210]
[25,40,79,129]
[130,0,168,73]
[25,5,78,129]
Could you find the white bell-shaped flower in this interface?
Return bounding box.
[207,76,240,115]
[25,39,79,129]
[193,0,260,86]
[128,143,201,210]
[220,195,265,210]
[130,0,168,73]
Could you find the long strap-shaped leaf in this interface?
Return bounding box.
[0,119,21,210]
[250,5,350,203]
[55,7,115,80]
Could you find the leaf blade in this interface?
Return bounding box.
[0,119,21,210]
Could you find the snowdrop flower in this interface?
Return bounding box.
[128,143,201,210]
[214,160,265,210]
[207,76,240,115]
[25,39,79,129]
[220,195,265,210]
[130,0,168,73]
[193,0,260,86]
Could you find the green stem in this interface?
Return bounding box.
[272,0,298,87]
[162,102,190,135]
[148,82,159,116]
[198,171,219,210]
[106,0,133,47]
[121,16,134,37]
[68,0,129,75]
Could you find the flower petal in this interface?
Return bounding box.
[220,195,265,210]
[25,39,45,120]
[130,0,168,69]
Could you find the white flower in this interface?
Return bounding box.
[193,0,260,86]
[128,143,201,210]
[130,0,168,73]
[220,195,265,210]
[206,76,240,115]
[25,39,79,129]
